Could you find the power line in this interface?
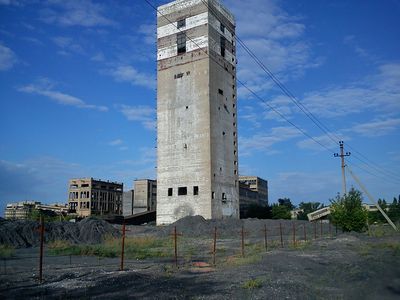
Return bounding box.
[199,0,399,182]
[144,0,335,154]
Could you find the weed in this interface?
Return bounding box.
[0,245,15,258]
[242,278,263,289]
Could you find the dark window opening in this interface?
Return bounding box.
[222,131,225,136]
[168,188,173,196]
[178,187,187,195]
[212,191,215,199]
[222,193,227,201]
[218,88,224,95]
[177,32,186,54]
[220,23,225,33]
[220,36,226,57]
[177,18,186,29]
[193,186,199,195]
[174,73,184,79]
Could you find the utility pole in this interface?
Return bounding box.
[334,141,351,195]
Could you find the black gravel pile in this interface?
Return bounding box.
[157,216,311,238]
[0,218,120,248]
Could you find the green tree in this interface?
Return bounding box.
[245,204,272,219]
[368,198,388,224]
[271,204,291,220]
[297,202,324,220]
[330,188,367,232]
[388,196,400,223]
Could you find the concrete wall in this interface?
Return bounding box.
[156,0,239,225]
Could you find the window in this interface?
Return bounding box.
[168,188,173,196]
[177,32,186,54]
[212,191,215,199]
[193,186,199,195]
[178,187,187,195]
[177,18,186,29]
[218,89,224,95]
[220,23,225,33]
[220,36,226,57]
[222,193,227,201]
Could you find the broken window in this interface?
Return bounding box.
[220,36,226,57]
[168,188,173,196]
[193,186,199,195]
[178,187,187,195]
[218,89,224,95]
[177,32,186,54]
[177,18,186,29]
[222,193,227,201]
[220,23,225,33]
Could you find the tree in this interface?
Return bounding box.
[368,198,388,224]
[388,196,400,223]
[277,198,295,210]
[330,188,367,232]
[244,204,272,219]
[271,204,291,220]
[297,202,324,220]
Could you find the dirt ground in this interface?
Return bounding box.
[1,225,399,299]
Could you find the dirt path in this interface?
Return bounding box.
[1,233,399,299]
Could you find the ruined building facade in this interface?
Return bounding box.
[156,0,239,224]
[68,178,123,217]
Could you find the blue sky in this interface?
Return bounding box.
[0,0,399,215]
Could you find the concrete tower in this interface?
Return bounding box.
[156,0,239,225]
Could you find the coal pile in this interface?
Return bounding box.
[0,218,120,248]
[157,215,310,238]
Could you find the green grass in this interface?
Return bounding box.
[0,245,15,258]
[47,237,172,259]
[242,278,263,289]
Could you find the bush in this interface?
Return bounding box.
[330,188,367,232]
[271,204,291,220]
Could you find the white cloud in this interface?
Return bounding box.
[91,52,105,62]
[52,36,85,55]
[18,78,108,112]
[239,126,302,156]
[117,104,156,130]
[350,118,400,137]
[0,43,17,71]
[224,0,321,98]
[138,24,156,45]
[108,65,156,89]
[108,139,123,146]
[40,0,115,27]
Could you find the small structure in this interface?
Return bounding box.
[307,206,331,221]
[238,176,269,218]
[67,178,123,217]
[133,179,157,214]
[4,201,68,220]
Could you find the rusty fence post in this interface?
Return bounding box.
[329,222,332,237]
[320,219,323,237]
[213,226,217,266]
[39,216,44,284]
[120,221,126,271]
[263,224,268,252]
[303,224,307,242]
[174,226,178,267]
[241,225,245,257]
[292,223,296,247]
[279,223,283,248]
[314,221,317,239]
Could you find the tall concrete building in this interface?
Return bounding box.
[156,0,239,224]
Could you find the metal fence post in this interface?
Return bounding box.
[279,223,284,248]
[213,227,217,266]
[264,224,268,252]
[120,222,126,271]
[39,216,44,284]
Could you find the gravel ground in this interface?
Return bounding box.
[0,217,399,299]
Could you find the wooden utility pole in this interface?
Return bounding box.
[334,141,351,195]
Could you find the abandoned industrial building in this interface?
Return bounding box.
[123,179,157,216]
[156,0,239,224]
[239,176,269,217]
[4,201,68,220]
[67,178,123,217]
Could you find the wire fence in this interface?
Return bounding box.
[0,219,339,285]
